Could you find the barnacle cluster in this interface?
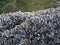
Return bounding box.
[0,8,60,45]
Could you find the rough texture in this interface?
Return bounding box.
[0,8,60,45]
[0,0,60,45]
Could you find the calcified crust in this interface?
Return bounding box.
[0,0,60,45]
[0,8,60,45]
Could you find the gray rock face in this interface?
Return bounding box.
[0,8,60,45]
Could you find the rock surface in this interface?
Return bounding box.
[0,8,60,45]
[0,0,60,45]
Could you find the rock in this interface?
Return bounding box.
[0,7,60,45]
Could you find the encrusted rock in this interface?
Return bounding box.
[0,8,60,45]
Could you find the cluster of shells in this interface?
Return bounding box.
[0,8,60,45]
